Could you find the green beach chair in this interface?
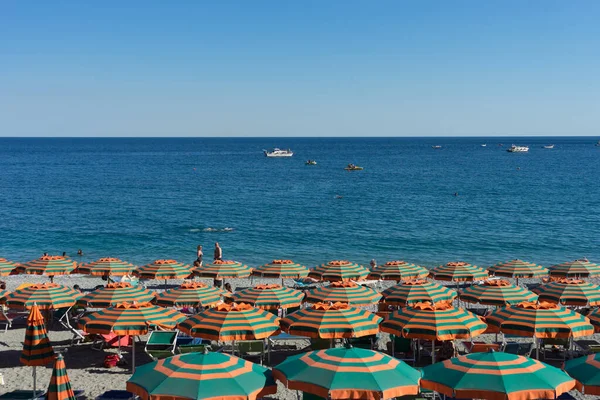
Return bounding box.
[235,340,265,364]
[144,331,177,360]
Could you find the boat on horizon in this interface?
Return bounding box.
[345,164,363,171]
[507,145,529,153]
[432,145,442,149]
[481,144,487,147]
[305,160,317,165]
[264,148,293,157]
[543,144,555,149]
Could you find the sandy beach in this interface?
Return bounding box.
[1,273,597,399]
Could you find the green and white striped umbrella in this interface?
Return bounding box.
[134,259,193,280]
[252,259,309,279]
[459,279,538,306]
[77,257,137,277]
[154,281,223,308]
[421,351,576,400]
[273,346,420,400]
[194,260,252,279]
[0,257,20,276]
[429,261,488,282]
[381,280,457,306]
[77,282,155,308]
[127,351,277,400]
[6,283,81,310]
[230,284,304,309]
[19,255,77,278]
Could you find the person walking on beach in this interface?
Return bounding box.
[196,245,203,266]
[214,242,222,261]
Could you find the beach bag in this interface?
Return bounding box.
[103,354,120,368]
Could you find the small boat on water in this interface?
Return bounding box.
[345,164,363,171]
[432,145,442,149]
[305,160,317,165]
[264,148,293,157]
[596,140,600,147]
[543,144,555,149]
[481,144,487,147]
[507,145,529,153]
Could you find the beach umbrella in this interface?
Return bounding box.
[79,302,186,371]
[134,259,193,283]
[367,260,429,281]
[21,303,55,395]
[77,257,136,277]
[0,289,9,303]
[549,259,600,278]
[380,301,487,363]
[77,282,155,308]
[305,281,381,306]
[564,354,600,395]
[127,351,277,400]
[429,261,488,282]
[46,353,76,400]
[252,259,309,281]
[308,260,369,282]
[421,351,576,400]
[0,257,20,276]
[488,259,548,284]
[534,278,600,306]
[486,301,594,358]
[6,283,81,310]
[194,259,252,279]
[583,308,600,332]
[178,302,280,341]
[19,255,77,282]
[273,346,420,400]
[281,302,382,339]
[154,281,223,308]
[230,284,304,310]
[459,279,538,306]
[380,279,457,306]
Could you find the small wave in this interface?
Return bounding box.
[203,227,235,232]
[189,228,201,232]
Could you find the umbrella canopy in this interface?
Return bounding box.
[0,289,9,303]
[486,301,594,338]
[20,303,55,366]
[79,302,186,335]
[381,280,457,306]
[154,281,223,308]
[534,278,600,306]
[127,351,277,400]
[77,282,155,308]
[230,284,304,309]
[380,301,487,341]
[305,281,381,306]
[6,283,81,310]
[459,279,538,306]
[273,346,420,400]
[178,302,280,341]
[565,354,600,395]
[429,261,488,282]
[19,255,77,277]
[46,354,76,400]
[421,351,575,400]
[252,259,309,279]
[281,302,382,339]
[549,259,600,278]
[583,308,600,332]
[77,257,136,277]
[308,260,369,282]
[488,259,548,279]
[0,257,20,276]
[367,260,429,281]
[134,259,193,280]
[194,260,252,279]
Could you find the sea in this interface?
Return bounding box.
[0,137,598,270]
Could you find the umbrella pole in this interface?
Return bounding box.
[132,336,136,373]
[432,341,435,364]
[32,366,36,399]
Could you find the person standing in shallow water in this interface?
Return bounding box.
[196,245,203,266]
[214,242,222,261]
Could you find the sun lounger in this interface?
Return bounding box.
[463,341,500,353]
[145,330,177,360]
[390,335,416,364]
[95,390,138,400]
[235,340,266,364]
[502,342,533,357]
[91,333,132,351]
[347,335,376,350]
[0,390,46,400]
[541,338,570,361]
[292,278,319,289]
[0,309,12,333]
[176,336,211,353]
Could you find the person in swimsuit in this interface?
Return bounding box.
[196,245,203,266]
[214,242,222,261]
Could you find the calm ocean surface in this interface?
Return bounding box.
[0,137,598,269]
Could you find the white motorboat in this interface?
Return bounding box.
[305,160,317,165]
[264,148,293,157]
[507,145,529,153]
[543,144,554,149]
[481,144,487,147]
[432,145,442,149]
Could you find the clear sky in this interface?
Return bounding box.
[1,1,599,137]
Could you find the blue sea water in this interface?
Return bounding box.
[0,137,598,269]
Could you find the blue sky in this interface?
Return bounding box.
[1,1,599,137]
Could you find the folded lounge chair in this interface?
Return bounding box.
[145,330,177,360]
[235,340,265,364]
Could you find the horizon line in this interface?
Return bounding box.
[0,135,599,139]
